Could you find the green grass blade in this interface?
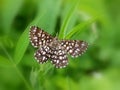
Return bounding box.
[0,55,12,67]
[13,10,49,64]
[13,0,48,64]
[14,26,30,64]
[13,17,40,64]
[65,17,97,39]
[58,0,80,39]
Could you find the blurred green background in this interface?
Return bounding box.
[0,0,120,90]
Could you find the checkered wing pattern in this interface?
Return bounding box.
[34,45,51,63]
[29,26,54,48]
[29,26,88,68]
[50,46,68,68]
[60,40,88,57]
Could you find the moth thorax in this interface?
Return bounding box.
[50,37,59,47]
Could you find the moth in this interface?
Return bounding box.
[29,26,88,68]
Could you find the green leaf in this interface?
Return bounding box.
[13,15,45,64]
[58,0,80,39]
[14,26,30,64]
[14,16,44,64]
[65,17,97,39]
[0,55,12,67]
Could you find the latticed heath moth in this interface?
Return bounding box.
[29,26,88,68]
